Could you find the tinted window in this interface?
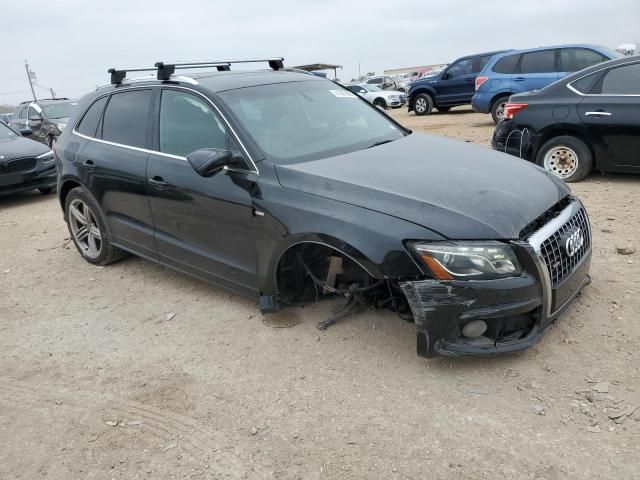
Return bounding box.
[600,63,640,94]
[519,50,556,74]
[159,90,235,157]
[447,58,473,78]
[101,90,152,148]
[570,72,601,94]
[479,55,493,70]
[368,78,382,84]
[560,48,606,72]
[76,97,108,137]
[492,54,519,74]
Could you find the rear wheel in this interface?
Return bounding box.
[413,94,433,116]
[535,136,593,183]
[373,98,387,109]
[65,187,128,265]
[491,96,510,124]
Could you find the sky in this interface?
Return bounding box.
[1,0,638,106]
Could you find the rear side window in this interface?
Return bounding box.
[492,54,519,74]
[560,48,606,72]
[479,55,493,71]
[76,97,108,137]
[600,63,640,94]
[368,78,382,84]
[159,90,236,157]
[570,73,601,94]
[101,90,152,148]
[519,50,556,74]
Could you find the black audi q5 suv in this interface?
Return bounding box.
[55,58,592,358]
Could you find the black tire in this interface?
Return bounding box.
[436,106,451,112]
[373,98,387,109]
[535,136,593,183]
[38,187,53,194]
[413,93,433,116]
[64,186,128,265]
[491,96,510,124]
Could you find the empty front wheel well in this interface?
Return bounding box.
[275,242,377,305]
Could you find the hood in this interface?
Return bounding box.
[380,90,404,97]
[0,134,51,162]
[275,133,570,240]
[49,116,70,127]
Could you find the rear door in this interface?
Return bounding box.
[75,88,156,255]
[577,61,640,171]
[146,88,258,296]
[438,57,475,104]
[557,47,608,79]
[512,49,558,93]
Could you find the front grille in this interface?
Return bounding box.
[539,206,591,287]
[0,158,37,175]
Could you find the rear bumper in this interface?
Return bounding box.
[471,93,492,113]
[400,200,591,358]
[0,162,57,196]
[491,119,538,161]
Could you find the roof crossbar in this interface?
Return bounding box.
[108,57,285,84]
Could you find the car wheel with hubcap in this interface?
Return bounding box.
[413,93,433,116]
[535,136,593,183]
[65,187,128,265]
[491,96,510,124]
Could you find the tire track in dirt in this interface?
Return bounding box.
[0,377,266,479]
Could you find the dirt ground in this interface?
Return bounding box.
[1,106,638,479]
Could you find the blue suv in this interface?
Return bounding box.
[472,44,621,123]
[407,51,508,115]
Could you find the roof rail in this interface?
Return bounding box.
[107,57,284,84]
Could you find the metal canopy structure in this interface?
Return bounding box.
[293,63,342,80]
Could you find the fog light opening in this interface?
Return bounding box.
[461,320,488,339]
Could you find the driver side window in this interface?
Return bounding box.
[28,106,41,120]
[159,90,238,158]
[447,58,473,78]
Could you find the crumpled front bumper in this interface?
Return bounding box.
[400,200,592,358]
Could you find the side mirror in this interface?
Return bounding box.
[20,128,33,137]
[186,148,244,177]
[442,72,450,80]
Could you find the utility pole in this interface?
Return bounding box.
[24,60,37,102]
[49,87,56,99]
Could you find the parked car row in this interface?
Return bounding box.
[492,55,640,182]
[408,44,622,123]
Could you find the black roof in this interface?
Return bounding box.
[192,69,321,93]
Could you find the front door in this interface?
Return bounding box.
[76,89,156,254]
[438,57,475,104]
[147,88,258,297]
[577,61,640,171]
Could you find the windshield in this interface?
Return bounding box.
[0,122,19,140]
[42,101,77,119]
[218,80,406,164]
[363,85,383,92]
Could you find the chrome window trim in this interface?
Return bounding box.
[566,59,640,97]
[72,84,258,175]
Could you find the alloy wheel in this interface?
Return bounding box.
[415,97,427,113]
[543,146,579,179]
[495,102,506,121]
[68,199,102,259]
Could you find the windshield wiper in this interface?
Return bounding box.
[367,139,394,149]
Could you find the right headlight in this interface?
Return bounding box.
[37,150,55,163]
[412,241,522,280]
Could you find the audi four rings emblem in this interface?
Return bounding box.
[563,228,585,257]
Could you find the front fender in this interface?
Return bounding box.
[254,184,444,296]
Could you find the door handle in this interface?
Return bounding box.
[148,176,167,189]
[514,77,526,82]
[83,160,96,171]
[585,111,612,117]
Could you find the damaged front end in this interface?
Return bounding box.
[400,199,592,357]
